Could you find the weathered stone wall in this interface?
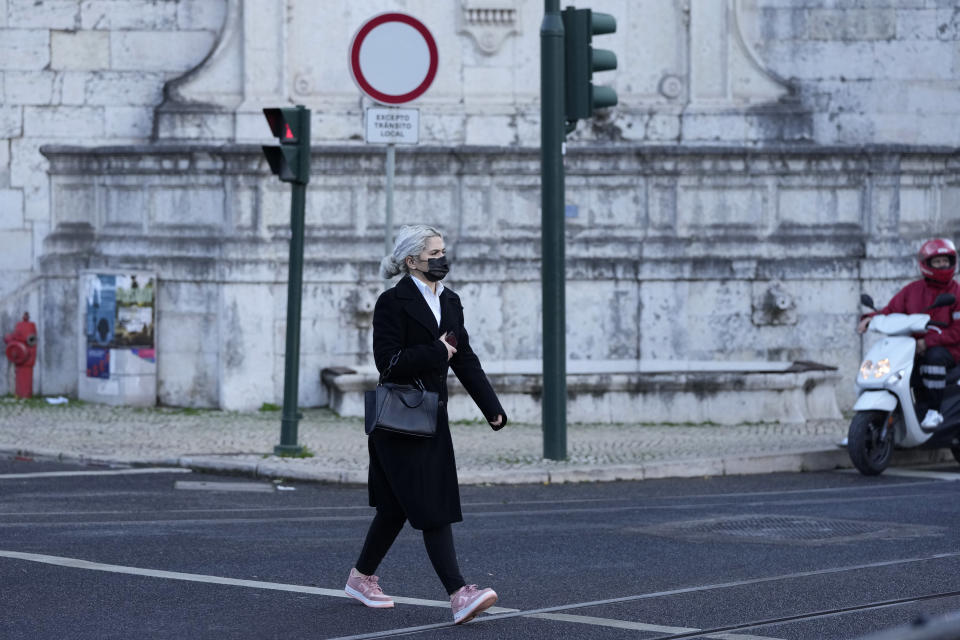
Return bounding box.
[0,0,225,301]
[740,0,960,146]
[26,144,960,411]
[2,0,960,414]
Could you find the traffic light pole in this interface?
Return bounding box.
[541,0,567,461]
[262,105,310,456]
[276,179,307,456]
[385,143,395,262]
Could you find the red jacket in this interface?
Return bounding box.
[867,278,960,361]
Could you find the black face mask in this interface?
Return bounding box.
[419,256,449,282]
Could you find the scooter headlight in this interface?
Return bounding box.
[859,358,891,380]
[874,358,890,378]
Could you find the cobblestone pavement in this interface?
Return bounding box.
[0,397,871,484]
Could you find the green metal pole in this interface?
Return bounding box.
[276,164,307,456]
[541,0,567,460]
[385,143,395,259]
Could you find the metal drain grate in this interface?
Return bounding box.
[635,515,943,546]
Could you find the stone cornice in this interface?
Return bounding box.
[39,143,960,176]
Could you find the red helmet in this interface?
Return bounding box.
[918,238,957,283]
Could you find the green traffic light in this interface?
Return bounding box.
[592,85,617,109]
[591,48,616,73]
[590,11,615,35]
[562,6,618,125]
[588,10,617,112]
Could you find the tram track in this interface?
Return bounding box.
[646,588,960,639]
[334,550,960,639]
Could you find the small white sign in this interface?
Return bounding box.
[365,107,419,144]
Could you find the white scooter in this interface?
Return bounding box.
[848,292,960,475]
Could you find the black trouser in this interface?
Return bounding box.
[918,346,955,413]
[355,510,466,595]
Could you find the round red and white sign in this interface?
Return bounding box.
[348,13,439,105]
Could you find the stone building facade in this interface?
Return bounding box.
[1,0,959,415]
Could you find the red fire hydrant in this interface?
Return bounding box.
[4,312,37,398]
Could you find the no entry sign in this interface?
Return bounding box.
[348,13,439,105]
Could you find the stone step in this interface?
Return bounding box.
[322,360,842,425]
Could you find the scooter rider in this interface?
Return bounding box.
[857,238,960,429]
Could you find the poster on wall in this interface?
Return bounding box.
[114,274,155,348]
[82,273,156,378]
[84,274,116,347]
[86,348,110,379]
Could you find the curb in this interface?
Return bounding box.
[0,446,143,468]
[2,446,955,485]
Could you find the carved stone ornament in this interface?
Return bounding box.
[458,0,520,55]
[658,74,684,100]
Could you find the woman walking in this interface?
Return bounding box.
[345,224,507,625]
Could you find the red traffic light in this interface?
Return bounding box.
[262,106,311,185]
[263,107,304,143]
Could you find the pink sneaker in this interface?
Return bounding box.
[450,584,497,624]
[344,568,394,608]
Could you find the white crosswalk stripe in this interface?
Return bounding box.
[0,467,192,480]
[0,549,782,639]
[880,468,960,481]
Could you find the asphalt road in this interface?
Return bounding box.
[2,456,960,639]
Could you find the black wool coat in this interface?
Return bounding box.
[368,275,506,530]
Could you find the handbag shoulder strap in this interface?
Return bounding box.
[379,351,401,384]
[378,350,425,389]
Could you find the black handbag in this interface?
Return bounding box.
[364,351,438,437]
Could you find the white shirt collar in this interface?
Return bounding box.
[410,275,443,297]
[410,276,443,326]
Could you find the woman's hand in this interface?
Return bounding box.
[441,335,457,360]
[489,414,503,428]
[856,317,871,334]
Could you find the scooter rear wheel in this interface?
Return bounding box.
[848,410,894,476]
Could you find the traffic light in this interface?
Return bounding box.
[262,106,311,184]
[562,6,617,124]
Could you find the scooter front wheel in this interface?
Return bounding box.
[848,410,894,476]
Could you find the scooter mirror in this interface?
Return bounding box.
[928,293,956,310]
[860,294,876,310]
